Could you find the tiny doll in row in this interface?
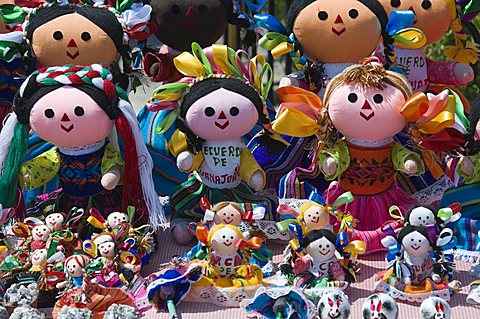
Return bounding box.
[147,43,284,244]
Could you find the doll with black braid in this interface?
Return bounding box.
[0,65,164,229]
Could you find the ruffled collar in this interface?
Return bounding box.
[58,140,106,156]
[345,137,394,147]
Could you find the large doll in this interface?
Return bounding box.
[0,65,163,226]
[249,0,394,197]
[138,0,268,196]
[273,63,427,252]
[377,0,477,92]
[147,43,282,244]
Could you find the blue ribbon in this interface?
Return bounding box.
[335,232,349,252]
[308,192,326,206]
[289,222,303,245]
[239,0,266,13]
[385,10,415,35]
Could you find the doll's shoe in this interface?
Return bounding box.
[172,222,195,246]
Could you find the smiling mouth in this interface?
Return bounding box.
[331,27,346,36]
[66,50,79,60]
[329,312,340,319]
[319,250,329,256]
[33,256,40,260]
[223,242,232,247]
[311,216,319,223]
[223,218,232,224]
[215,121,229,129]
[412,245,420,251]
[181,19,198,29]
[360,101,374,121]
[61,124,74,132]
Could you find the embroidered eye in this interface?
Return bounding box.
[199,4,208,13]
[229,107,239,116]
[318,11,328,21]
[390,0,401,8]
[348,9,358,19]
[319,244,323,248]
[222,235,226,239]
[418,239,422,242]
[53,31,63,40]
[421,0,432,10]
[373,94,384,104]
[204,107,215,117]
[326,244,330,248]
[81,32,91,41]
[74,106,85,117]
[348,93,358,103]
[171,5,181,14]
[411,238,415,242]
[230,236,234,239]
[418,217,422,220]
[44,109,55,119]
[230,214,234,217]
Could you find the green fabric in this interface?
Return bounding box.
[392,143,425,176]
[457,154,480,184]
[317,140,350,180]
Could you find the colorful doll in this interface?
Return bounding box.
[361,293,399,319]
[0,65,163,226]
[317,289,351,319]
[147,43,282,244]
[281,229,364,289]
[138,0,268,197]
[377,0,477,92]
[375,225,450,301]
[193,224,264,288]
[420,296,451,319]
[53,254,134,319]
[273,63,427,251]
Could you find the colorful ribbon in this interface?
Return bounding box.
[386,10,426,50]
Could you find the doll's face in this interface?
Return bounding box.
[402,231,430,257]
[420,297,451,319]
[475,119,480,142]
[293,0,383,63]
[31,248,47,266]
[305,236,336,261]
[185,88,259,141]
[213,204,243,225]
[31,13,118,67]
[30,87,114,148]
[66,258,84,277]
[98,241,115,259]
[32,225,50,241]
[107,212,128,228]
[45,213,65,232]
[409,207,436,227]
[328,83,407,141]
[303,205,330,230]
[210,227,241,255]
[378,0,451,45]
[150,0,228,51]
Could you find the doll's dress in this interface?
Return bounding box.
[169,139,278,228]
[321,139,424,251]
[441,153,480,256]
[375,254,449,296]
[292,255,347,289]
[20,140,123,215]
[92,257,124,288]
[53,279,134,319]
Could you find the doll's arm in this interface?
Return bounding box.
[19,148,60,190]
[143,51,181,83]
[392,143,425,176]
[279,71,310,90]
[239,148,265,191]
[100,144,124,190]
[457,154,480,184]
[330,260,345,281]
[426,58,474,86]
[317,140,350,180]
[176,151,204,173]
[293,256,311,275]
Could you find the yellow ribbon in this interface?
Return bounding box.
[393,28,427,49]
[167,129,188,157]
[174,52,208,77]
[87,216,105,230]
[343,240,366,259]
[272,42,294,58]
[445,42,480,64]
[83,240,97,258]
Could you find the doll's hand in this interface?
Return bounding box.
[249,171,264,192]
[454,63,474,85]
[322,157,338,176]
[432,273,442,283]
[403,157,418,175]
[461,157,474,176]
[101,166,121,190]
[177,151,194,171]
[56,281,67,289]
[404,276,412,285]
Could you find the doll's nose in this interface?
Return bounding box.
[61,113,71,122]
[67,39,77,48]
[408,6,415,15]
[185,6,194,16]
[218,111,227,120]
[334,15,343,24]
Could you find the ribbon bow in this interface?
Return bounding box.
[243,204,267,222]
[235,237,263,251]
[386,10,427,50]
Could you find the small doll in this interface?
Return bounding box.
[45,212,65,232]
[12,218,52,252]
[375,225,450,301]
[53,254,134,319]
[147,43,282,244]
[420,296,451,319]
[273,63,427,252]
[193,224,264,288]
[0,65,163,227]
[317,289,351,319]
[87,209,131,239]
[377,0,477,92]
[361,293,399,319]
[281,229,365,289]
